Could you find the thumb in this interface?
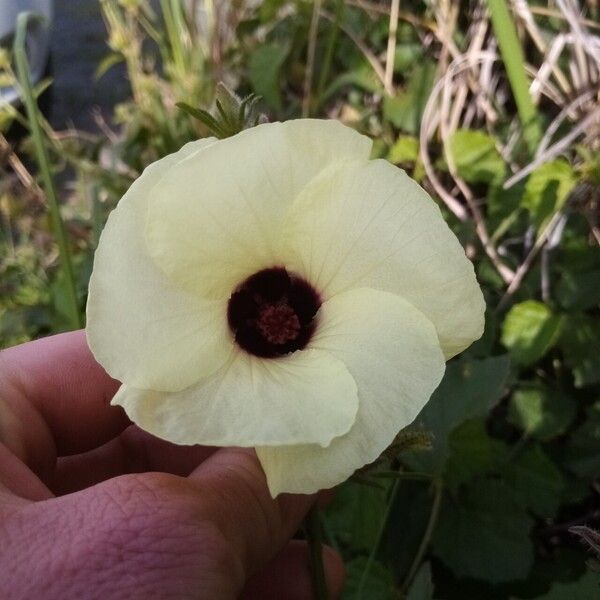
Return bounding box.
[189,448,315,578]
[4,449,321,599]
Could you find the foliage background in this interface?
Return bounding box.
[1,0,600,597]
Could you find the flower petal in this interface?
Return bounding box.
[112,347,359,447]
[256,287,445,496]
[282,159,485,358]
[145,120,372,299]
[87,138,234,392]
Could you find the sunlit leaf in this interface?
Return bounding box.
[501,301,562,366]
[523,159,576,233]
[448,129,506,184]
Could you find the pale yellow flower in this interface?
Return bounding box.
[86,119,484,495]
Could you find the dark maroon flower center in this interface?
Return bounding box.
[227,267,321,358]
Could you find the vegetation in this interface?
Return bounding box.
[1,0,599,597]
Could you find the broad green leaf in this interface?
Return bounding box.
[406,562,434,600]
[523,159,576,233]
[383,61,436,134]
[432,480,534,583]
[448,129,506,183]
[559,316,600,387]
[407,356,511,472]
[387,135,419,164]
[445,419,510,489]
[501,301,562,366]
[557,268,600,311]
[508,384,576,440]
[326,481,389,550]
[386,483,433,581]
[343,557,396,600]
[248,42,289,111]
[564,402,600,477]
[502,445,565,518]
[530,570,600,599]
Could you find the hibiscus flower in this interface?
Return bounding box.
[86,119,484,496]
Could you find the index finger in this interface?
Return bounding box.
[0,330,129,472]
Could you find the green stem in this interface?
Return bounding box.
[486,0,542,154]
[14,13,81,330]
[306,505,329,600]
[400,478,443,593]
[160,0,186,74]
[316,0,344,109]
[355,479,401,599]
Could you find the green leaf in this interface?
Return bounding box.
[489,182,524,217]
[386,483,434,581]
[393,43,424,73]
[326,481,389,550]
[563,402,600,478]
[432,480,534,583]
[445,419,510,489]
[175,102,227,137]
[559,316,600,387]
[248,42,289,111]
[259,0,285,21]
[530,570,600,599]
[406,562,434,600]
[501,301,563,366]
[502,445,565,518]
[95,52,124,79]
[508,383,576,441]
[407,356,511,472]
[448,129,506,183]
[343,557,396,600]
[383,61,436,134]
[523,159,576,233]
[320,66,382,101]
[557,268,600,311]
[387,135,419,164]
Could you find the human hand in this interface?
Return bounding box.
[0,331,344,599]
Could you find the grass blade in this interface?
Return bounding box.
[14,12,81,330]
[487,0,543,154]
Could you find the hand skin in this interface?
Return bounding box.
[0,331,345,599]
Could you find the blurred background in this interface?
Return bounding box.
[1,0,599,598]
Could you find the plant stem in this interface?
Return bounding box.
[14,13,81,330]
[306,505,329,600]
[355,478,401,598]
[400,478,443,593]
[486,0,542,154]
[316,0,344,109]
[302,0,323,117]
[384,0,400,94]
[160,0,186,74]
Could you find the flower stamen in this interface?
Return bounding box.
[228,267,321,358]
[257,303,301,345]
